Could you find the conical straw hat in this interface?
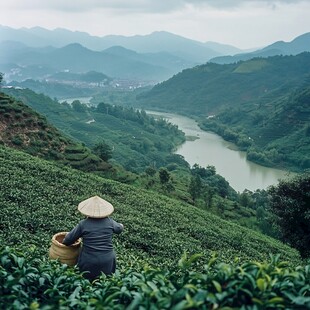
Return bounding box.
[78,196,114,218]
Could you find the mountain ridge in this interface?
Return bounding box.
[136,53,310,172]
[210,32,310,64]
[0,41,184,81]
[0,25,239,62]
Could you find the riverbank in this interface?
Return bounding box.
[147,110,291,192]
[199,115,307,174]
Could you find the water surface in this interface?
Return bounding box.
[148,111,291,192]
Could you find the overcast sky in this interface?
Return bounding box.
[0,0,310,49]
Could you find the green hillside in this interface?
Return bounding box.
[2,88,186,174]
[137,53,310,115]
[136,53,310,171]
[1,145,308,309]
[0,92,110,173]
[0,89,267,232]
[1,75,309,309]
[200,85,310,171]
[0,145,300,266]
[0,98,307,308]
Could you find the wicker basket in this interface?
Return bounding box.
[49,232,81,266]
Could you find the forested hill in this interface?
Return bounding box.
[2,88,186,174]
[137,53,310,115]
[137,53,310,172]
[200,84,310,171]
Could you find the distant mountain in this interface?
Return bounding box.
[204,41,242,56]
[0,25,241,63]
[210,32,310,64]
[101,31,222,63]
[0,25,104,50]
[137,53,310,114]
[0,41,192,81]
[261,32,310,55]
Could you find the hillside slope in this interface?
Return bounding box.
[2,88,186,173]
[136,54,310,171]
[200,84,310,171]
[0,145,300,268]
[137,53,310,115]
[0,92,110,172]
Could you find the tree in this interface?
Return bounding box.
[159,168,170,185]
[97,102,109,114]
[268,173,310,258]
[216,199,225,214]
[203,186,215,208]
[0,72,3,86]
[239,189,254,208]
[189,175,202,202]
[145,166,156,177]
[72,100,86,113]
[93,141,113,161]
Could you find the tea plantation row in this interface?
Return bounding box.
[1,145,309,308]
[0,145,300,268]
[1,247,309,309]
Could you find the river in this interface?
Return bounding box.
[147,111,292,193]
[59,97,292,192]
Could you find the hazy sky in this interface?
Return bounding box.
[1,0,310,49]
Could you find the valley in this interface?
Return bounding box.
[147,111,290,192]
[1,24,310,309]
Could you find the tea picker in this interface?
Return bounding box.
[49,195,124,280]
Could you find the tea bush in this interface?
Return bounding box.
[1,247,309,309]
[0,145,301,269]
[1,145,307,308]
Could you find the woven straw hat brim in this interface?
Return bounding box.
[78,195,114,218]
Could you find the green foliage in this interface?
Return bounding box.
[268,172,310,258]
[189,175,202,201]
[159,167,170,184]
[71,100,87,113]
[1,247,309,310]
[239,190,254,208]
[137,54,310,172]
[93,140,113,161]
[0,92,109,174]
[190,164,236,200]
[145,166,156,177]
[138,54,310,115]
[203,83,310,172]
[2,88,186,174]
[233,59,269,73]
[0,145,301,268]
[2,88,251,221]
